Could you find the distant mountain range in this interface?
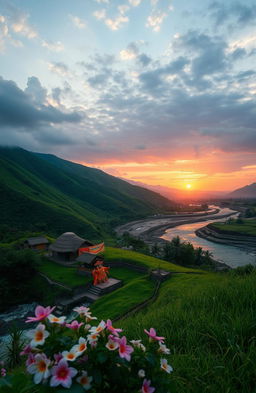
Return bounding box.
[124,179,227,200]
[0,147,176,240]
[227,183,256,199]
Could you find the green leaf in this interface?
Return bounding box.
[97,352,108,364]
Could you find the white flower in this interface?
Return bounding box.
[130,339,146,352]
[27,353,50,384]
[27,323,50,347]
[89,320,105,334]
[106,338,119,351]
[62,348,80,362]
[158,342,170,355]
[48,314,66,324]
[160,358,173,374]
[72,337,87,354]
[87,332,99,344]
[138,369,145,378]
[77,371,93,390]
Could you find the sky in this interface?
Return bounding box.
[0,0,256,193]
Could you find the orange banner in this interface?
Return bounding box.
[78,242,105,256]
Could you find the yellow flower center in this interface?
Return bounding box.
[67,353,75,360]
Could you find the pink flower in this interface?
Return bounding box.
[26,305,55,323]
[106,319,122,336]
[54,353,63,363]
[141,379,155,393]
[117,336,134,361]
[50,359,77,388]
[26,353,36,367]
[144,328,165,342]
[65,320,84,330]
[1,368,6,377]
[20,345,32,356]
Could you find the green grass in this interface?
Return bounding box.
[91,276,155,320]
[212,219,256,236]
[104,247,202,273]
[118,272,256,393]
[38,259,90,288]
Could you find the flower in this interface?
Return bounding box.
[160,358,173,374]
[106,338,119,351]
[144,328,165,342]
[87,332,99,344]
[50,359,77,388]
[77,370,93,390]
[27,323,50,347]
[26,305,55,323]
[89,320,106,334]
[54,353,63,363]
[138,369,145,378]
[26,353,36,367]
[158,342,170,355]
[117,336,134,361]
[106,319,122,336]
[130,339,146,352]
[65,320,84,330]
[73,306,90,315]
[48,314,66,324]
[141,379,155,393]
[72,337,87,354]
[27,353,51,384]
[1,368,6,378]
[20,345,32,356]
[62,349,80,362]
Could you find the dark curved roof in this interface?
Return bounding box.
[49,232,92,252]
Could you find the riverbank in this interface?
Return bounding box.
[196,224,256,253]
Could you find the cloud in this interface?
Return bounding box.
[41,40,64,52]
[128,0,142,6]
[10,11,37,39]
[209,1,256,27]
[0,76,82,129]
[120,42,139,60]
[105,14,129,31]
[146,10,167,32]
[48,62,71,78]
[69,15,86,29]
[93,9,106,20]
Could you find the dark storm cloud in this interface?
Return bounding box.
[0,76,82,128]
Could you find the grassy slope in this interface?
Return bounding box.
[118,272,256,393]
[0,147,177,240]
[103,247,202,273]
[212,219,256,236]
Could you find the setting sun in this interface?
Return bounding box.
[186,184,192,189]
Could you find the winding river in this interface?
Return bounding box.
[161,207,256,268]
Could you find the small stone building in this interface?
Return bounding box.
[49,232,93,262]
[24,236,49,251]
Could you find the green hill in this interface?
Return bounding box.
[0,147,176,240]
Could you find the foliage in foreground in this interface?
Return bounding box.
[0,305,173,393]
[120,270,256,393]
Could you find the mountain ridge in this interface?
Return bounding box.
[0,147,176,240]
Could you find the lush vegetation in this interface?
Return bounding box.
[0,147,177,241]
[118,268,256,393]
[91,275,155,320]
[38,259,91,288]
[103,247,201,272]
[0,249,68,312]
[211,218,256,236]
